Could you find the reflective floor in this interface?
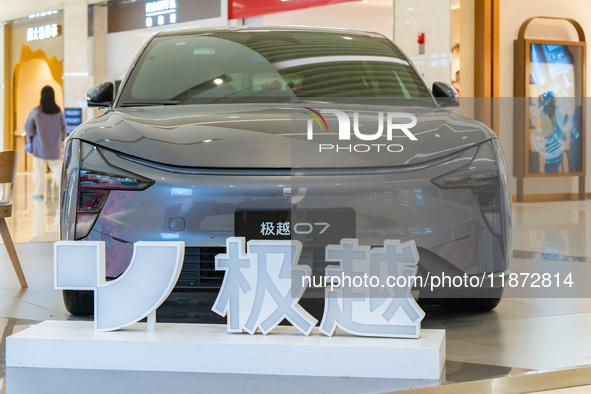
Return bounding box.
[7,173,60,245]
[2,173,591,393]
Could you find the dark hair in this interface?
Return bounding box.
[40,85,61,114]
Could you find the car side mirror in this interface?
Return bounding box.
[432,82,459,107]
[87,82,114,108]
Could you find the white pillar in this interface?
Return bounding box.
[459,0,475,98]
[63,2,92,109]
[93,4,107,84]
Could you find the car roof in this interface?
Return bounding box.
[155,25,386,39]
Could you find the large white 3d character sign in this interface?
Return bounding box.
[55,241,184,331]
[319,239,424,338]
[212,237,317,335]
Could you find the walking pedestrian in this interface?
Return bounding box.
[24,85,66,199]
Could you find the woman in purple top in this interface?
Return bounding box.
[24,86,67,199]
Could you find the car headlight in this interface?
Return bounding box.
[431,139,510,248]
[74,142,154,239]
[431,142,499,190]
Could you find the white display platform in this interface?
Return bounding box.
[7,321,445,379]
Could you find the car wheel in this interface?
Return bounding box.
[435,297,502,311]
[63,290,94,316]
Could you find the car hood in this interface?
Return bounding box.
[74,103,494,168]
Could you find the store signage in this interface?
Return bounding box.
[145,0,177,28]
[26,24,60,42]
[55,237,424,338]
[229,0,358,20]
[108,0,220,34]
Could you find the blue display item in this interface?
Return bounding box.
[64,108,82,134]
[528,43,584,175]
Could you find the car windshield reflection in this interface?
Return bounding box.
[117,31,435,107]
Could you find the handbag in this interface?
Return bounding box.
[24,137,33,154]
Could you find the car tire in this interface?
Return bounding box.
[63,290,94,316]
[435,297,502,311]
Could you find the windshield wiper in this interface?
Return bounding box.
[120,100,180,107]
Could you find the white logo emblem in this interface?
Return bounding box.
[55,241,184,331]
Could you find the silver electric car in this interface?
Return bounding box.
[60,26,511,316]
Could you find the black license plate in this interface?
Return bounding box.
[234,209,355,246]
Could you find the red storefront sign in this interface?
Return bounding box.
[230,0,358,20]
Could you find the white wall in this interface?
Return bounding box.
[63,2,91,109]
[459,0,474,97]
[499,0,591,195]
[394,0,451,87]
[106,14,229,82]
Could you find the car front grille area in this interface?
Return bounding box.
[175,247,226,289]
[174,246,332,291]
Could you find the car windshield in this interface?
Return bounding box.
[117,30,434,106]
